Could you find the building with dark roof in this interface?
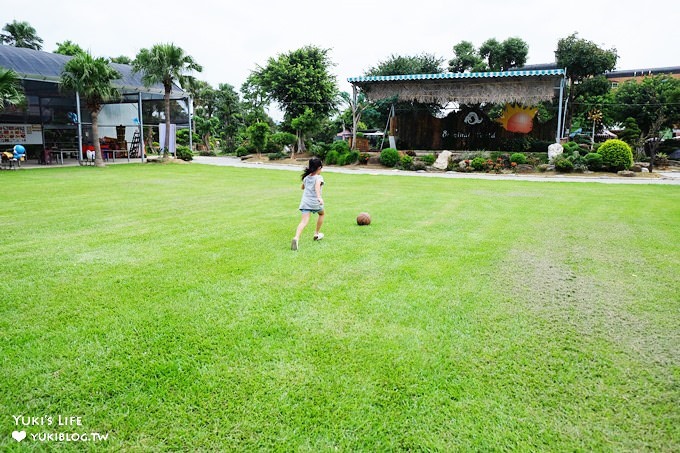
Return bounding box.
[0,45,190,162]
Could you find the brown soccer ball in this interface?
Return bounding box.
[356,212,371,225]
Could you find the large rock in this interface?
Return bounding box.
[433,150,452,170]
[618,170,635,177]
[548,143,563,162]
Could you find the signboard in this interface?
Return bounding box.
[0,124,43,145]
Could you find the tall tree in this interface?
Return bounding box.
[555,33,618,133]
[60,53,121,167]
[54,40,85,56]
[449,38,528,72]
[612,75,680,171]
[215,83,243,151]
[479,37,528,71]
[249,45,337,151]
[0,67,26,110]
[448,41,486,73]
[365,53,443,76]
[0,20,43,50]
[133,43,202,157]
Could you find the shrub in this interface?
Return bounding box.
[598,139,633,171]
[421,153,436,166]
[380,148,399,167]
[235,146,249,157]
[331,140,350,154]
[470,156,487,171]
[358,153,370,164]
[413,161,427,171]
[563,141,581,154]
[510,153,527,164]
[585,152,603,171]
[267,152,286,160]
[554,156,574,172]
[310,143,330,160]
[325,150,339,165]
[345,150,359,165]
[400,154,414,170]
[175,145,193,161]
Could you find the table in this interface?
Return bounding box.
[49,149,77,165]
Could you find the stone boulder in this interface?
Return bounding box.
[617,170,635,177]
[548,143,563,162]
[433,150,452,170]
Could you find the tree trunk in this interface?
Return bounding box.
[163,84,171,158]
[91,108,106,167]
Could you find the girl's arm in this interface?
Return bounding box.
[315,179,324,205]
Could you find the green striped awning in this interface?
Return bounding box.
[348,69,565,84]
[347,69,566,104]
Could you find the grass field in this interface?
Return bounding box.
[1,163,678,451]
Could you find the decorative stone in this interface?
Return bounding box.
[641,168,649,173]
[433,150,452,170]
[618,170,635,177]
[631,164,642,172]
[516,164,534,174]
[459,160,467,169]
[548,143,563,162]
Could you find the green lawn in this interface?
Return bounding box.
[1,164,678,451]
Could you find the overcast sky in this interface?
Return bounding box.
[6,0,679,118]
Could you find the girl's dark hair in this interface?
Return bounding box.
[301,157,323,180]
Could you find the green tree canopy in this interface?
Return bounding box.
[60,53,121,167]
[1,20,43,50]
[214,83,243,151]
[448,41,486,73]
[365,53,444,76]
[612,75,680,136]
[110,55,132,65]
[133,43,202,156]
[0,67,26,110]
[448,38,528,72]
[54,40,85,56]
[555,33,618,132]
[479,37,528,71]
[249,45,338,125]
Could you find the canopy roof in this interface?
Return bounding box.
[348,69,566,105]
[0,45,187,101]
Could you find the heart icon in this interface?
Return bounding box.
[12,430,26,442]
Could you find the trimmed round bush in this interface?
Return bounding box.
[175,145,193,161]
[471,156,486,171]
[585,152,603,171]
[554,156,574,172]
[400,154,414,170]
[380,148,400,167]
[598,139,633,171]
[510,153,527,164]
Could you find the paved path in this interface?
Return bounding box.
[193,156,680,185]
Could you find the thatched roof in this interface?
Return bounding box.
[348,69,565,105]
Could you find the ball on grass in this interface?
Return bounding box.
[356,212,371,226]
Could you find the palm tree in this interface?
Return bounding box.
[60,53,121,167]
[0,67,26,110]
[133,43,202,157]
[0,20,43,50]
